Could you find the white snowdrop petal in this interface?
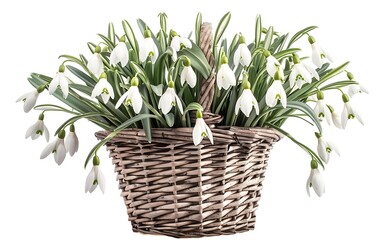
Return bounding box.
[40,141,56,159]
[85,167,96,193]
[54,142,66,165]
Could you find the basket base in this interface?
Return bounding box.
[131,222,255,238]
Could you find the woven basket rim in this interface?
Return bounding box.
[95,126,283,144]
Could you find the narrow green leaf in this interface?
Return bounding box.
[97,33,115,49]
[66,65,96,87]
[265,122,325,168]
[264,26,274,50]
[254,15,262,48]
[287,26,318,48]
[165,113,175,127]
[108,22,116,45]
[276,101,322,133]
[85,114,162,168]
[213,12,231,55]
[178,42,211,79]
[151,84,163,96]
[195,12,202,46]
[122,20,139,54]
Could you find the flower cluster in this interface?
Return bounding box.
[18,13,366,196]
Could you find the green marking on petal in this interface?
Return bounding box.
[125,99,132,106]
[326,147,332,153]
[201,131,207,137]
[36,130,43,135]
[276,94,281,100]
[102,88,109,95]
[171,101,176,106]
[348,114,355,119]
[320,53,326,59]
[296,74,304,80]
[318,112,325,118]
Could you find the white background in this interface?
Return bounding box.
[0,0,380,239]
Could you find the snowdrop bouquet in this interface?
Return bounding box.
[18,12,366,196]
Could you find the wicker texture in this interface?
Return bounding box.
[95,22,282,238]
[96,127,281,238]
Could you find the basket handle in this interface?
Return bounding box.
[197,23,223,124]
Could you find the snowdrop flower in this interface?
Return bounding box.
[289,54,319,89]
[158,80,183,115]
[170,30,192,52]
[139,29,158,63]
[49,65,69,99]
[314,91,331,125]
[265,70,287,108]
[87,46,104,77]
[264,50,284,80]
[235,80,259,117]
[115,76,142,114]
[193,110,213,146]
[85,156,106,193]
[170,46,178,62]
[315,132,340,163]
[346,72,369,97]
[110,36,129,67]
[16,85,45,113]
[25,113,49,142]
[327,105,342,129]
[40,130,67,165]
[180,57,197,88]
[65,124,79,157]
[217,55,236,90]
[309,36,333,68]
[306,160,325,197]
[234,35,251,67]
[91,72,115,104]
[341,94,363,128]
[348,84,369,97]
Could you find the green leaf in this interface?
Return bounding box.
[158,12,168,33]
[287,26,318,48]
[108,22,116,45]
[122,20,139,54]
[165,113,175,127]
[319,61,350,82]
[254,15,262,48]
[158,29,167,53]
[85,114,163,168]
[213,12,231,55]
[264,26,274,50]
[140,87,152,142]
[70,83,93,95]
[265,123,325,168]
[151,84,163,96]
[183,102,204,114]
[66,65,96,87]
[276,101,322,133]
[195,12,202,46]
[55,112,116,136]
[273,48,301,60]
[97,33,115,49]
[320,80,357,91]
[178,42,211,79]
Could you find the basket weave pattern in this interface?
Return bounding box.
[96,127,281,237]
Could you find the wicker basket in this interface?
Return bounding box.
[95,23,282,238]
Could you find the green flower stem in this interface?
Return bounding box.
[266,122,325,168]
[55,112,118,136]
